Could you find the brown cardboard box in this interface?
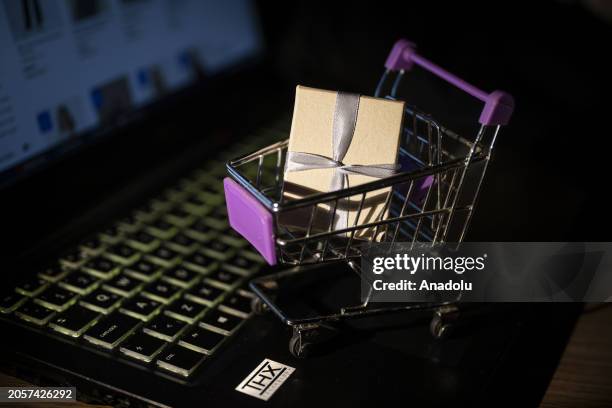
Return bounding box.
[282,85,404,238]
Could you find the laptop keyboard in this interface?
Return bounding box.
[0,131,282,379]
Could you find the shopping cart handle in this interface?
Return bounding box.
[385,39,514,126]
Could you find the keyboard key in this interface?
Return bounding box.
[79,236,105,256]
[201,216,228,231]
[99,226,123,244]
[162,187,190,203]
[146,245,181,267]
[142,281,182,304]
[49,305,100,337]
[178,327,225,355]
[164,208,196,228]
[117,216,141,233]
[0,293,26,314]
[162,266,200,288]
[133,202,161,223]
[59,248,87,269]
[201,240,234,261]
[196,191,223,207]
[58,271,99,295]
[183,252,217,274]
[104,243,140,265]
[15,301,55,325]
[143,315,187,342]
[166,233,198,255]
[124,260,162,282]
[157,345,206,377]
[185,282,225,306]
[164,299,206,324]
[103,274,142,297]
[120,332,167,363]
[84,313,140,349]
[15,277,49,297]
[146,220,178,240]
[219,293,253,318]
[222,254,261,276]
[199,309,243,335]
[80,288,122,314]
[219,230,248,248]
[38,263,69,282]
[206,269,243,290]
[184,220,215,242]
[120,296,161,321]
[34,286,78,312]
[125,230,160,252]
[82,257,121,279]
[182,195,211,216]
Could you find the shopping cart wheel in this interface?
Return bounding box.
[430,305,460,339]
[251,297,269,315]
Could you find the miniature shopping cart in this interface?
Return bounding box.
[223,39,514,357]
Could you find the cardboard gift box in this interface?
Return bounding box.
[281,85,405,238]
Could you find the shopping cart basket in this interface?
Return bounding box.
[223,39,514,357]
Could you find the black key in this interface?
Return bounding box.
[183,252,217,274]
[147,245,181,267]
[80,236,105,255]
[157,345,206,377]
[142,281,182,304]
[185,282,225,306]
[219,292,252,318]
[146,220,178,240]
[184,220,215,242]
[117,216,141,233]
[164,208,196,228]
[84,312,140,349]
[0,293,26,314]
[220,229,247,248]
[201,240,234,261]
[201,216,228,231]
[126,230,159,252]
[162,266,199,288]
[38,263,69,282]
[178,327,225,355]
[143,315,186,342]
[99,226,123,244]
[15,277,48,297]
[166,233,198,254]
[80,288,122,314]
[120,332,167,363]
[164,299,206,324]
[59,248,87,269]
[35,286,78,312]
[103,274,142,297]
[49,305,100,337]
[206,269,243,289]
[120,296,161,321]
[222,254,260,276]
[182,195,210,216]
[104,243,140,265]
[162,187,189,202]
[124,260,162,282]
[133,202,160,222]
[59,271,98,295]
[14,301,55,325]
[82,257,121,279]
[199,309,242,335]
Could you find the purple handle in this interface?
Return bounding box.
[385,39,514,126]
[224,178,277,265]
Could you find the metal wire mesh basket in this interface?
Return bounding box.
[223,39,513,357]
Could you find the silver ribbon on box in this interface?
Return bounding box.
[285,91,400,229]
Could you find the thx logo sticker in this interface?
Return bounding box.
[235,359,295,401]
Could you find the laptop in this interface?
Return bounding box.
[0,1,582,407]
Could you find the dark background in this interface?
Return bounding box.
[257,0,612,242]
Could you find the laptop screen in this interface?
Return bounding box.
[0,0,262,183]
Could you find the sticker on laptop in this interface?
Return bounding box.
[235,359,295,401]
